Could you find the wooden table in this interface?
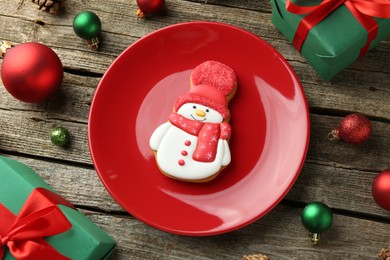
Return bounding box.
[1,0,389,259]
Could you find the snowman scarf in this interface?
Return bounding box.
[169,113,231,162]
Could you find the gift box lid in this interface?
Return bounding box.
[0,155,116,260]
[271,0,390,80]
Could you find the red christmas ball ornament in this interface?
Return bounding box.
[1,42,63,103]
[136,0,165,18]
[372,169,390,211]
[328,113,372,144]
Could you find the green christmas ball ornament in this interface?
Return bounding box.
[301,202,333,245]
[73,11,101,50]
[50,126,70,147]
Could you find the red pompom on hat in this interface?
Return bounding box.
[174,61,237,119]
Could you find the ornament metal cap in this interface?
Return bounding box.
[379,245,390,259]
[327,128,340,141]
[136,0,165,18]
[86,37,100,50]
[309,232,320,245]
[242,253,270,260]
[0,40,14,59]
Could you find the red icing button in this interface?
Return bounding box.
[185,140,191,146]
[181,150,188,156]
[178,159,185,166]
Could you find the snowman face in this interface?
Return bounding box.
[177,103,223,123]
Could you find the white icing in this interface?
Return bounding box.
[177,103,223,123]
[149,102,231,181]
[149,122,171,150]
[154,125,226,180]
[222,139,231,166]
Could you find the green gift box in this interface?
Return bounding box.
[0,155,116,260]
[270,0,390,80]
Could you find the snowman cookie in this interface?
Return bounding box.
[150,60,237,182]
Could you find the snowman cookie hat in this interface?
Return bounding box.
[174,60,237,119]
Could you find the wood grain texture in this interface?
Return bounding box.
[83,205,390,259]
[0,0,389,259]
[5,153,389,218]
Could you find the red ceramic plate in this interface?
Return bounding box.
[88,21,309,236]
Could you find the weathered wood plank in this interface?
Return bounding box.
[1,3,389,121]
[82,205,390,259]
[1,0,278,59]
[0,110,91,163]
[1,0,388,75]
[0,0,389,258]
[307,114,390,171]
[2,151,389,219]
[0,73,97,124]
[286,162,390,217]
[288,61,390,120]
[4,146,389,259]
[2,154,123,212]
[186,0,271,12]
[1,60,388,123]
[1,102,388,170]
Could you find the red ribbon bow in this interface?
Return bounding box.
[0,187,74,260]
[286,0,390,57]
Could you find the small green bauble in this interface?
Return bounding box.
[50,126,70,147]
[301,202,333,233]
[73,11,101,40]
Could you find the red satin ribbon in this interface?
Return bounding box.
[0,187,74,260]
[286,0,390,57]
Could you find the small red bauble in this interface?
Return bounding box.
[136,0,165,18]
[372,169,390,211]
[1,42,63,103]
[329,113,372,144]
